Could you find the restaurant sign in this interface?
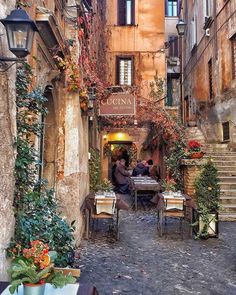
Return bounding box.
[99,93,136,116]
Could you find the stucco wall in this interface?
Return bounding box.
[183,0,236,144]
[0,0,16,280]
[106,0,166,101]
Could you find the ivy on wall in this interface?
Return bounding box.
[8,63,75,267]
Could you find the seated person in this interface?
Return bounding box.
[114,158,130,194]
[146,159,160,180]
[132,160,150,176]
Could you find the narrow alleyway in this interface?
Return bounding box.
[77,196,236,295]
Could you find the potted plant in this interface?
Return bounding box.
[194,160,220,239]
[7,240,76,295]
[161,177,177,193]
[187,140,204,159]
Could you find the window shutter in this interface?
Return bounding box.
[131,0,135,25]
[118,0,126,25]
[165,0,168,16]
[116,56,120,84]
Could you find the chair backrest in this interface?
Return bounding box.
[165,198,184,211]
[95,197,116,215]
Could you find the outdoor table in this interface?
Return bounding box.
[130,178,161,211]
[151,192,197,237]
[81,193,130,239]
[0,282,99,295]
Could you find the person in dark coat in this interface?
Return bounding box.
[132,160,150,176]
[114,159,130,194]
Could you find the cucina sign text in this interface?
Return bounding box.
[101,97,132,106]
[99,93,136,116]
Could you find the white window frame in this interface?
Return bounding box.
[204,0,212,18]
[191,15,197,49]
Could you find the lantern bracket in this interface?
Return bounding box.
[0,57,26,72]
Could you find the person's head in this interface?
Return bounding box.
[142,160,147,166]
[120,158,126,166]
[147,159,153,166]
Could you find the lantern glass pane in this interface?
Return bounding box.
[6,23,28,49]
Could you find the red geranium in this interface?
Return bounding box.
[188,140,201,152]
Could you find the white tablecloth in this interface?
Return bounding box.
[1,283,79,295]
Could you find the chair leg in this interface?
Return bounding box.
[116,209,120,241]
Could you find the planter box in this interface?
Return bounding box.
[199,212,219,238]
[53,267,80,278]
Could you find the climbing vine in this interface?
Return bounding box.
[8,63,75,267]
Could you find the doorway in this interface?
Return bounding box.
[109,142,132,183]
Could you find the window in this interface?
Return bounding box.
[165,0,178,17]
[168,36,179,57]
[118,0,135,26]
[204,0,212,17]
[232,36,236,79]
[166,77,173,106]
[116,57,133,85]
[208,59,213,100]
[222,122,230,141]
[190,15,197,49]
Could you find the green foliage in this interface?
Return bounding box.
[164,140,186,191]
[194,159,220,238]
[97,179,113,192]
[149,72,165,102]
[10,63,75,267]
[89,147,102,192]
[8,257,76,294]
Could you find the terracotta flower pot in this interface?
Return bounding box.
[190,152,204,159]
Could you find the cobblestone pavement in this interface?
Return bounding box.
[76,196,236,295]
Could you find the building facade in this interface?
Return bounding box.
[101,0,166,179]
[0,0,102,278]
[181,0,236,146]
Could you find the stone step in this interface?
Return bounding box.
[218,176,236,182]
[219,182,236,189]
[218,171,236,177]
[213,161,236,166]
[217,166,236,171]
[220,204,236,213]
[221,196,236,205]
[219,213,236,221]
[220,189,236,197]
[210,156,236,162]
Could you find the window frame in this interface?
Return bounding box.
[118,0,135,26]
[165,0,179,17]
[116,56,134,86]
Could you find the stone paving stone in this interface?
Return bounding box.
[75,196,236,295]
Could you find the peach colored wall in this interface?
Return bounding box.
[106,0,166,101]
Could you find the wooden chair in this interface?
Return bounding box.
[89,197,119,240]
[159,198,185,238]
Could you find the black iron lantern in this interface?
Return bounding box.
[176,19,187,36]
[0,8,38,58]
[88,87,96,109]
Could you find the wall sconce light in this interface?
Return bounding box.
[0,8,38,71]
[134,119,138,125]
[88,86,96,110]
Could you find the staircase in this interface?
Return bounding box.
[205,144,236,221]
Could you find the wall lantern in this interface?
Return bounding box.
[88,86,96,110]
[0,8,38,63]
[176,19,187,36]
